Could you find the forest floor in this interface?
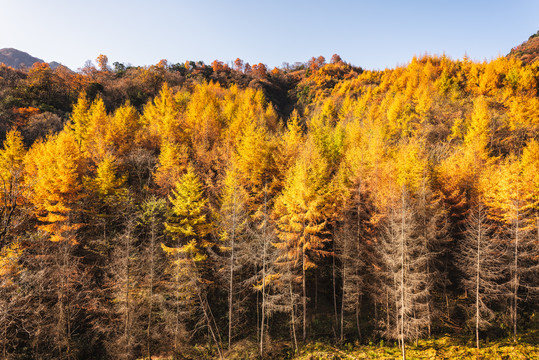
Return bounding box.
[292,332,539,360]
[147,330,539,359]
[214,330,539,360]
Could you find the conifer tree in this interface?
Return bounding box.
[138,197,167,360]
[0,129,26,247]
[162,164,222,358]
[70,92,91,147]
[458,199,503,349]
[154,140,189,195]
[142,83,181,145]
[216,166,249,348]
[84,96,110,161]
[25,130,86,244]
[481,150,539,337]
[273,144,331,342]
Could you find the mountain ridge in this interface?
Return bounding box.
[508,30,539,64]
[0,47,63,69]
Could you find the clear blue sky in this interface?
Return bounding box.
[1,0,538,71]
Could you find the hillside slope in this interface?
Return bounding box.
[508,30,539,64]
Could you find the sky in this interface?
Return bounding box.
[1,0,538,71]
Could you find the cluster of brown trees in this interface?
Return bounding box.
[0,53,537,359]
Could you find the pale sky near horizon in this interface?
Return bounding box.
[0,0,537,71]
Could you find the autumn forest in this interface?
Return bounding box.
[0,49,538,359]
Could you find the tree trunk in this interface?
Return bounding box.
[302,242,307,343]
[475,210,481,350]
[124,227,131,360]
[512,204,519,338]
[228,210,235,349]
[356,180,362,342]
[400,191,406,360]
[340,263,346,342]
[259,189,268,357]
[332,238,339,340]
[174,251,181,356]
[197,290,223,360]
[289,262,298,352]
[314,269,318,311]
[147,218,156,360]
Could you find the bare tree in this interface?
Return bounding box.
[377,188,432,359]
[253,186,279,356]
[414,177,449,337]
[213,167,250,349]
[264,253,301,353]
[334,178,370,342]
[499,192,539,338]
[107,212,142,360]
[457,199,504,349]
[18,231,90,360]
[138,196,167,359]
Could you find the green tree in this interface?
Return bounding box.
[162,165,222,358]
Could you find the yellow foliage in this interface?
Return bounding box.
[142,83,181,145]
[87,153,127,199]
[385,92,413,138]
[233,120,272,210]
[154,140,189,194]
[0,129,26,205]
[84,96,109,160]
[414,82,432,117]
[393,140,427,193]
[106,102,141,158]
[165,165,211,260]
[274,143,331,269]
[276,110,304,178]
[70,92,91,146]
[506,96,539,131]
[0,241,22,279]
[464,96,490,157]
[25,130,85,243]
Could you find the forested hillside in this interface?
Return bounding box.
[0,51,537,359]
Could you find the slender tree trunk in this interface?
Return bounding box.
[3,316,6,360]
[259,189,268,357]
[426,259,432,338]
[174,252,181,356]
[444,263,450,318]
[386,289,390,334]
[289,262,298,352]
[314,269,318,311]
[421,182,432,338]
[475,210,481,350]
[332,238,339,339]
[147,219,156,360]
[356,180,362,341]
[66,298,72,360]
[513,204,519,338]
[302,243,307,343]
[58,242,69,360]
[228,201,236,349]
[256,266,260,344]
[197,290,223,360]
[124,225,131,360]
[192,262,223,358]
[400,192,406,360]
[340,264,346,342]
[356,295,362,342]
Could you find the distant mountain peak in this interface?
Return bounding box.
[0,48,65,70]
[0,48,44,68]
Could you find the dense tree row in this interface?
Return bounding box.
[0,53,537,359]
